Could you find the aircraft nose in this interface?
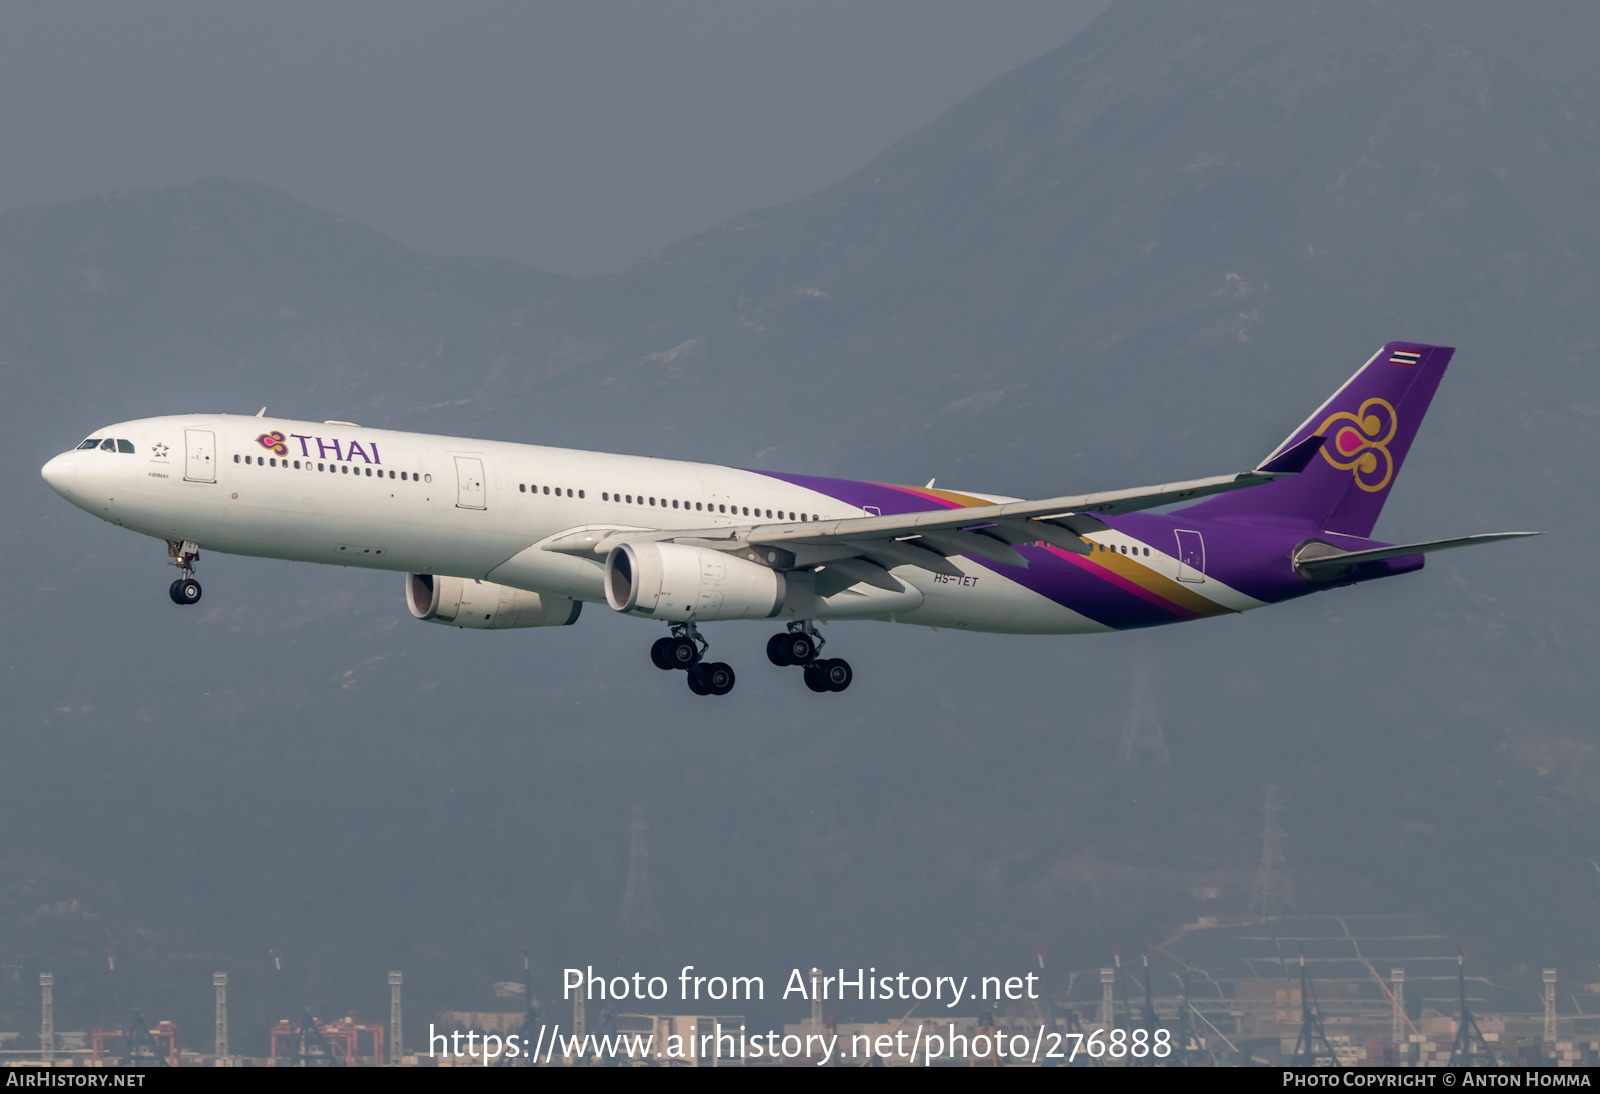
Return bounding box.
[41,452,78,496]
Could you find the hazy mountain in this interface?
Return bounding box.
[3,0,1598,1046]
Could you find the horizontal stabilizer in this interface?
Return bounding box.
[1294,532,1540,581]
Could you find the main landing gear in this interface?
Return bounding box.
[766,622,852,693]
[166,539,202,605]
[651,622,736,696]
[648,621,851,697]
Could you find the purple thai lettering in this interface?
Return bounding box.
[347,440,371,464]
[368,442,381,464]
[316,437,343,461]
[289,433,312,456]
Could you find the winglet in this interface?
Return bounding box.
[1256,434,1325,475]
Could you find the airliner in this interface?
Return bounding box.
[40,342,1532,696]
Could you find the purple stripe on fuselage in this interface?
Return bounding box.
[1043,545,1204,621]
[1009,542,1196,629]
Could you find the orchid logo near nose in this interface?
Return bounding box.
[256,431,288,456]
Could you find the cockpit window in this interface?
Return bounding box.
[99,439,116,451]
[116,439,135,454]
[77,439,101,450]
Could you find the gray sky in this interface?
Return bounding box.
[0,1,1108,275]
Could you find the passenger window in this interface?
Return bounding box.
[233,454,241,463]
[696,502,702,510]
[543,486,549,495]
[269,458,277,467]
[100,439,116,451]
[578,490,584,498]
[519,484,526,493]
[649,497,656,506]
[719,505,726,513]
[294,461,301,469]
[342,465,349,474]
[77,439,101,450]
[672,499,679,508]
[742,507,749,516]
[117,440,135,453]
[424,474,432,482]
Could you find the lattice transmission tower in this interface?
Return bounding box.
[619,805,662,950]
[1117,653,1170,766]
[1246,785,1296,916]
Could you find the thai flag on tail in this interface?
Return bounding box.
[1388,349,1422,366]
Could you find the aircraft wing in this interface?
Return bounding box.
[537,438,1322,596]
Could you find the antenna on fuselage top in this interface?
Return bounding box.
[256,407,266,417]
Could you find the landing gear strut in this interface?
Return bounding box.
[767,621,851,692]
[651,622,735,696]
[166,540,202,605]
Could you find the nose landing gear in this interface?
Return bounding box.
[651,622,735,696]
[767,621,851,692]
[166,540,202,605]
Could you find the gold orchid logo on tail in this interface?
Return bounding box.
[1317,398,1396,492]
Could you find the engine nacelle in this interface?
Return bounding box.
[604,542,785,621]
[405,573,581,629]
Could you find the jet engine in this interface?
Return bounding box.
[405,573,581,629]
[604,542,785,621]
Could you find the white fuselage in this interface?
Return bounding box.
[42,414,1115,634]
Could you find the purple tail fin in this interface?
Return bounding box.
[1182,341,1453,537]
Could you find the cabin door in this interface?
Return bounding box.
[1175,529,1206,583]
[455,456,487,509]
[184,429,216,483]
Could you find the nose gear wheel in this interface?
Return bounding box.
[165,540,202,606]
